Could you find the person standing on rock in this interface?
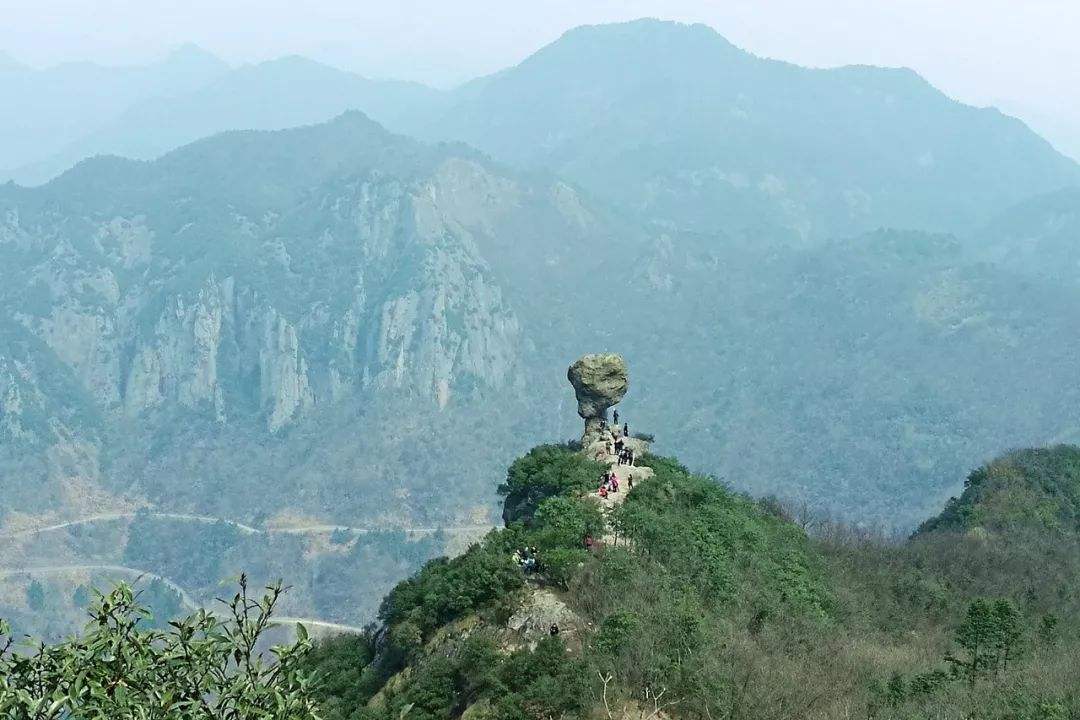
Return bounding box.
[613,409,619,425]
[623,422,629,437]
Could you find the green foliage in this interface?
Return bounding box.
[616,455,832,618]
[490,637,590,720]
[498,445,605,525]
[918,446,1080,535]
[378,535,524,641]
[538,548,589,589]
[948,598,1025,685]
[593,610,641,657]
[301,632,380,719]
[530,495,604,550]
[0,576,318,719]
[24,581,45,613]
[1038,614,1060,646]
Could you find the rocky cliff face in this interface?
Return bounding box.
[2,177,524,436]
[0,117,554,535]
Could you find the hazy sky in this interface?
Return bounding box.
[2,0,1078,156]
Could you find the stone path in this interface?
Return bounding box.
[0,512,492,541]
[583,430,654,543]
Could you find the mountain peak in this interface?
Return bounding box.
[160,43,228,72]
[542,17,742,62]
[561,17,734,42]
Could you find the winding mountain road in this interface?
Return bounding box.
[0,513,260,539]
[0,513,492,636]
[268,617,368,634]
[0,564,199,610]
[0,512,493,540]
[0,563,367,634]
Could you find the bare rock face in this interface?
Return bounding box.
[567,353,628,445]
[505,588,586,652]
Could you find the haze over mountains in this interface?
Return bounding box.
[1,49,438,185]
[0,44,229,178]
[2,19,1080,638]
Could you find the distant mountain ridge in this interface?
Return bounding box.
[5,18,1078,227]
[421,19,1080,238]
[6,56,446,185]
[0,45,230,176]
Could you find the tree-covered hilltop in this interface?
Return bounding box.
[917,445,1080,535]
[299,443,1080,719]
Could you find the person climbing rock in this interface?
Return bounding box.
[550,623,560,636]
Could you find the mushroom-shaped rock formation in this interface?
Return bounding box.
[567,353,628,447]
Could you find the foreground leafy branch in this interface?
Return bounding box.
[0,574,319,720]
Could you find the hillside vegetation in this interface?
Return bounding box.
[297,443,1080,719]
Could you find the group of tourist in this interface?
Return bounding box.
[598,469,619,498]
[608,424,635,466]
[512,546,539,573]
[598,468,634,498]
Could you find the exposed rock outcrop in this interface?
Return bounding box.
[567,353,628,446]
[505,588,586,652]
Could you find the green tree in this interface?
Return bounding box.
[25,581,45,612]
[949,598,997,685]
[498,444,604,525]
[948,597,1024,685]
[0,575,318,719]
[1038,613,1060,647]
[991,598,1023,673]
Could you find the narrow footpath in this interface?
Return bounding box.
[582,425,655,543]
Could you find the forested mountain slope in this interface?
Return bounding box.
[300,443,1080,719]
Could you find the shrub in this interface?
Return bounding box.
[0,577,317,719]
[498,445,605,525]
